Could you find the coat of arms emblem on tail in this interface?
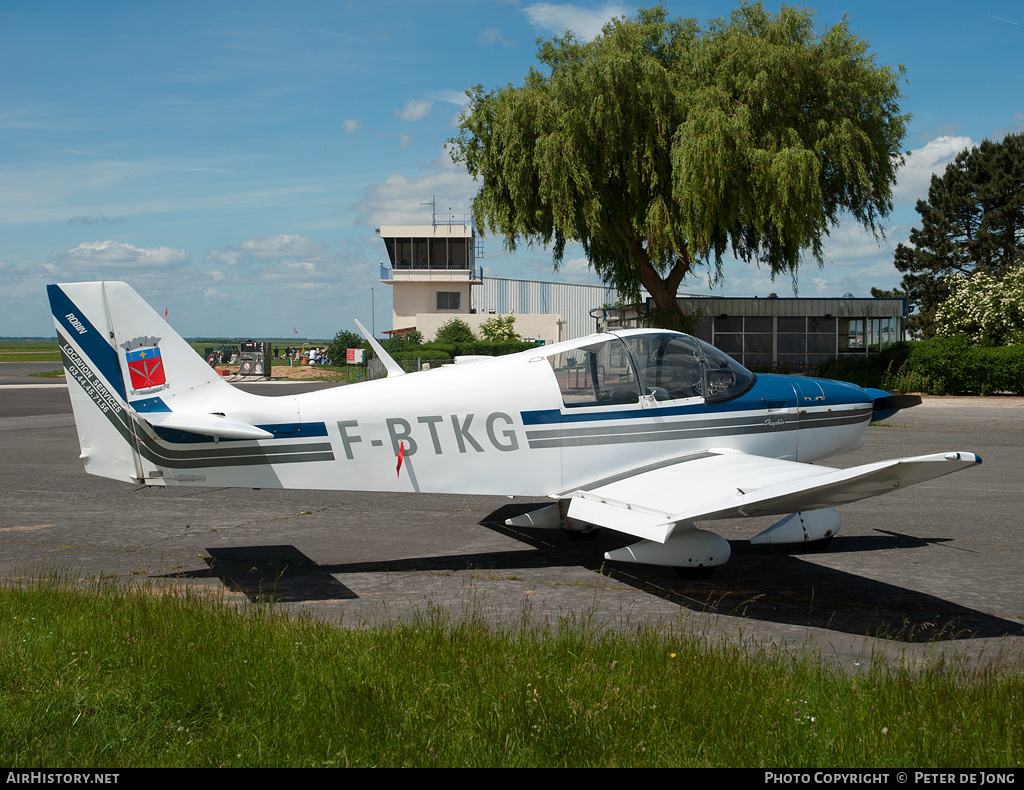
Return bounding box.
[121,336,166,391]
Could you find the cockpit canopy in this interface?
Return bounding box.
[543,331,755,408]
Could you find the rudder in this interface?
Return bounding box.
[48,281,238,483]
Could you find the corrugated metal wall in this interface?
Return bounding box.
[473,278,620,340]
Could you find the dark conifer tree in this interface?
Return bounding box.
[894,133,1024,336]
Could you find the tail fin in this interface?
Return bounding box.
[47,281,255,483]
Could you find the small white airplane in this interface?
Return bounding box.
[48,281,981,576]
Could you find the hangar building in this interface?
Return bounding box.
[376,211,905,369]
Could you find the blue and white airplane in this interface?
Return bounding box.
[48,281,981,575]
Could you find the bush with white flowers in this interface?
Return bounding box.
[935,266,1024,346]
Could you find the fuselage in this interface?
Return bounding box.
[125,329,875,496]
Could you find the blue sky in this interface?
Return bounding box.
[2,0,1021,338]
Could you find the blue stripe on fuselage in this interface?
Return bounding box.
[47,284,127,402]
[131,397,171,412]
[521,374,869,426]
[150,421,329,444]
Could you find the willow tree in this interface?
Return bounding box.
[449,3,908,327]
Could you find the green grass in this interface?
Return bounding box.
[0,341,61,364]
[1,575,1022,768]
[0,341,59,350]
[0,353,61,363]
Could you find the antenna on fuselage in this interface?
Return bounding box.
[355,319,406,378]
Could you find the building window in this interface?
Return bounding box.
[437,291,461,310]
[839,318,866,352]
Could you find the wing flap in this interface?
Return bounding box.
[567,493,677,543]
[566,450,981,542]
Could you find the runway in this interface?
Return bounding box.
[3,362,1023,671]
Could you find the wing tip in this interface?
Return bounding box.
[944,451,982,465]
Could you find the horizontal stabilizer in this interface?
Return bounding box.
[142,412,274,440]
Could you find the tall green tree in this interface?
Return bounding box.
[894,132,1024,337]
[449,3,908,328]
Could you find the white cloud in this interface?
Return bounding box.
[522,2,632,41]
[394,99,434,122]
[794,259,902,299]
[201,235,383,308]
[0,261,25,286]
[341,118,360,133]
[31,241,212,317]
[821,222,899,265]
[994,111,1024,139]
[351,156,476,228]
[478,27,514,47]
[430,89,471,128]
[54,240,191,271]
[65,215,126,227]
[893,135,974,205]
[548,254,601,283]
[702,220,908,299]
[238,234,332,261]
[431,89,471,108]
[205,234,336,273]
[205,247,243,267]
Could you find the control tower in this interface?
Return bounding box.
[377,199,483,335]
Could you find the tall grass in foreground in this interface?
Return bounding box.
[1,577,1021,768]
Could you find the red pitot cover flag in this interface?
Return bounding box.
[396,441,405,477]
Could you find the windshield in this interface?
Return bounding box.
[695,338,755,403]
[620,334,705,401]
[618,332,755,405]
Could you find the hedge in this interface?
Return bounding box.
[389,340,538,360]
[814,336,1024,395]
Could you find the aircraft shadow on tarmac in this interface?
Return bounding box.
[164,504,1021,644]
[174,545,361,603]
[486,504,1023,643]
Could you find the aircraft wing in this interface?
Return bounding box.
[563,449,982,543]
